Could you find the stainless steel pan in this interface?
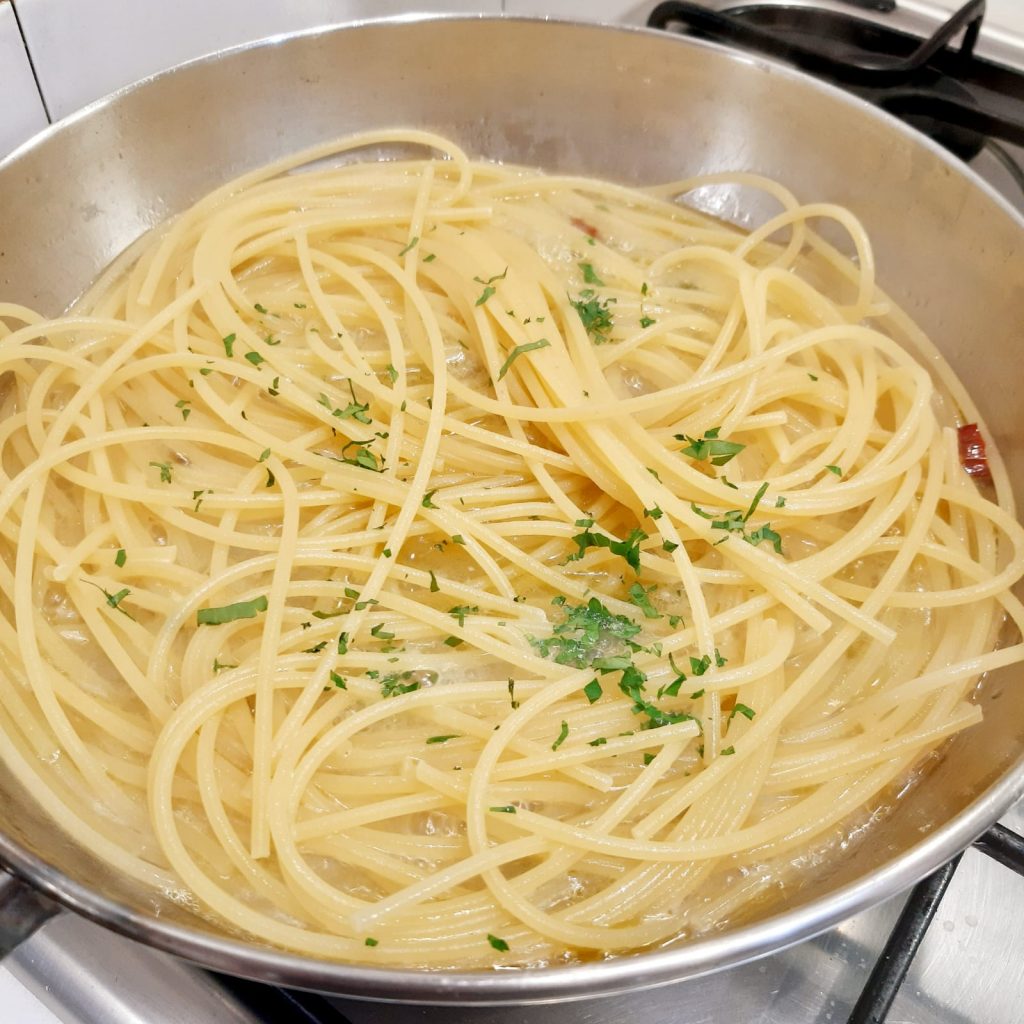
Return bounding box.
[1,15,1022,1011]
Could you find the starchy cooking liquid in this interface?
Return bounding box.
[0,129,1022,968]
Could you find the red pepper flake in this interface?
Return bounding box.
[957,423,991,481]
[570,216,600,240]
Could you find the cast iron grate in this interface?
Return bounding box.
[646,0,1024,179]
[848,824,1024,1023]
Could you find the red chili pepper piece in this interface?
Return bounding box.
[570,216,600,240]
[957,422,992,481]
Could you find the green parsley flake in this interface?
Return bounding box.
[244,351,264,367]
[826,464,843,476]
[386,363,399,383]
[497,338,551,381]
[364,937,379,947]
[421,490,438,509]
[675,427,745,467]
[570,290,615,343]
[730,703,755,721]
[579,262,605,286]
[448,605,478,627]
[149,461,172,483]
[380,671,419,697]
[473,267,508,306]
[428,570,440,593]
[583,678,603,704]
[196,595,269,626]
[628,582,662,620]
[222,333,236,356]
[426,734,459,744]
[397,236,419,257]
[114,548,126,568]
[329,672,347,690]
[529,596,641,669]
[551,720,569,751]
[487,934,510,952]
[489,805,517,814]
[567,525,647,574]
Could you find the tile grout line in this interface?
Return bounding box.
[8,0,51,122]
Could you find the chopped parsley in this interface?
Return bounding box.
[529,596,641,669]
[244,351,264,367]
[329,672,347,689]
[254,303,269,315]
[497,338,550,381]
[473,267,508,306]
[579,262,605,286]
[489,805,517,814]
[627,582,662,620]
[826,464,843,476]
[222,333,236,356]
[370,623,395,641]
[364,937,379,947]
[196,595,269,625]
[428,570,440,593]
[448,605,479,627]
[114,548,126,568]
[175,399,191,421]
[567,525,647,574]
[149,461,172,483]
[380,671,419,697]
[259,448,271,462]
[426,734,459,744]
[336,438,382,472]
[730,703,755,721]
[397,236,419,257]
[570,289,615,343]
[487,934,510,952]
[721,745,736,755]
[551,720,569,751]
[443,635,464,647]
[639,315,657,329]
[583,678,603,704]
[675,427,745,467]
[421,490,438,509]
[508,678,519,709]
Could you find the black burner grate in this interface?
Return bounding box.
[848,824,1024,1023]
[647,0,1024,167]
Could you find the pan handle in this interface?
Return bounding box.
[0,868,61,959]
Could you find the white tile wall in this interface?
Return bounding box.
[12,0,502,121]
[0,1,48,157]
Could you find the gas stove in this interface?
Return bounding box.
[2,3,1024,1023]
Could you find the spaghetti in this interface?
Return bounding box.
[0,129,1021,968]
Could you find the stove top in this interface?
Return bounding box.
[2,4,1024,1023]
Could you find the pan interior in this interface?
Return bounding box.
[0,15,1022,1002]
